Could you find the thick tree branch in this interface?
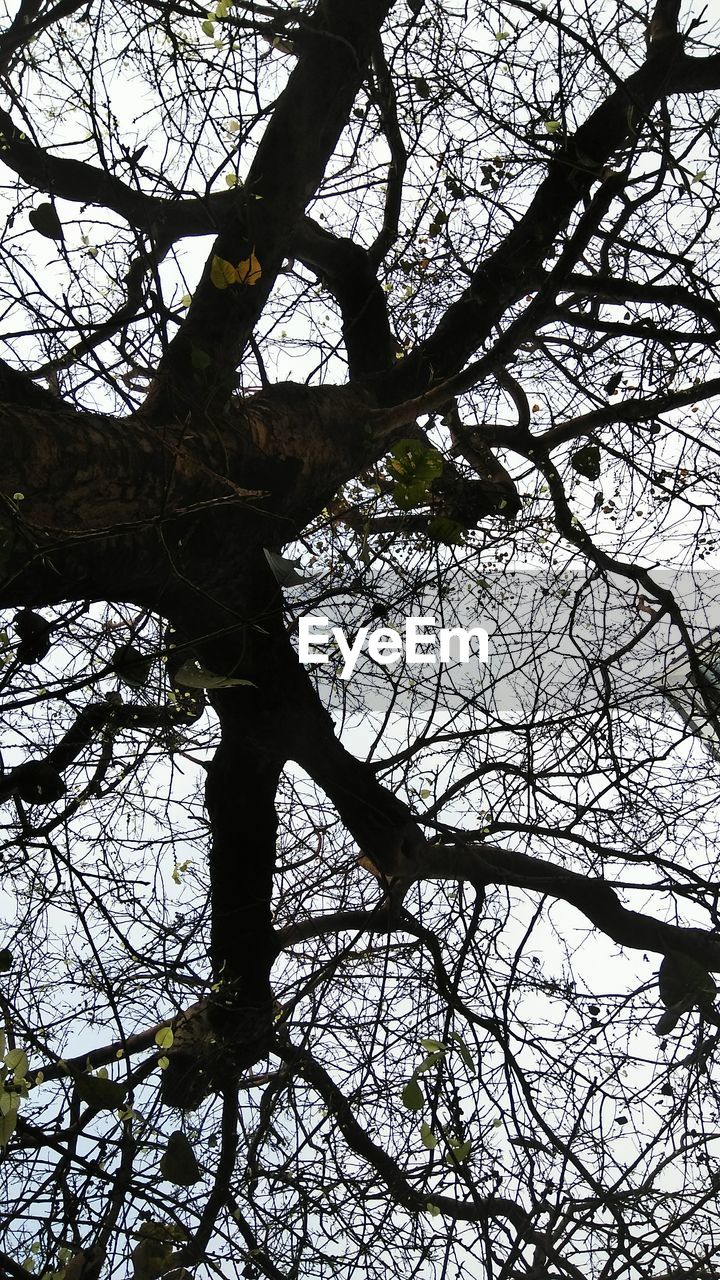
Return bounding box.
[293,216,396,377]
[372,35,699,406]
[0,0,87,75]
[536,375,720,452]
[561,273,720,333]
[0,383,381,608]
[384,840,720,972]
[143,0,395,419]
[367,32,407,269]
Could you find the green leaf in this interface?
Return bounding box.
[449,1137,472,1163]
[420,1121,437,1149]
[427,517,467,545]
[425,1203,441,1217]
[570,443,601,481]
[389,439,443,511]
[419,1038,445,1052]
[160,1130,202,1186]
[416,1051,444,1075]
[0,1097,18,1146]
[201,18,215,35]
[74,1072,127,1110]
[449,1031,475,1072]
[402,1077,424,1111]
[4,1049,27,1082]
[155,1027,174,1050]
[172,660,254,690]
[544,120,562,134]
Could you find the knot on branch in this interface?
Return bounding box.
[159,995,274,1110]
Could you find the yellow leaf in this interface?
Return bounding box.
[236,251,262,285]
[210,255,237,289]
[210,251,262,289]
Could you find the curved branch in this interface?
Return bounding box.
[143,0,395,420]
[372,36,701,406]
[368,33,407,268]
[278,1039,534,1229]
[294,216,396,377]
[388,839,720,971]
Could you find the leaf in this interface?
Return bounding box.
[570,443,601,481]
[428,210,447,238]
[201,18,215,35]
[416,1051,444,1075]
[237,251,262,285]
[447,1138,472,1164]
[420,1121,437,1149]
[413,76,431,98]
[210,254,236,289]
[427,517,467,545]
[29,202,64,240]
[419,1038,445,1052]
[263,548,315,587]
[401,1077,423,1111]
[160,1130,202,1186]
[0,1087,19,1115]
[211,252,262,289]
[0,1099,18,1146]
[131,1235,174,1280]
[73,1072,127,1110]
[172,660,254,689]
[155,1027,174,1050]
[544,120,562,134]
[0,949,11,973]
[449,1031,475,1072]
[425,1203,441,1217]
[4,1048,27,1082]
[390,439,443,511]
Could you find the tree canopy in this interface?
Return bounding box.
[2,0,720,1276]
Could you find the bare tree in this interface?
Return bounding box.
[1,0,720,1275]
